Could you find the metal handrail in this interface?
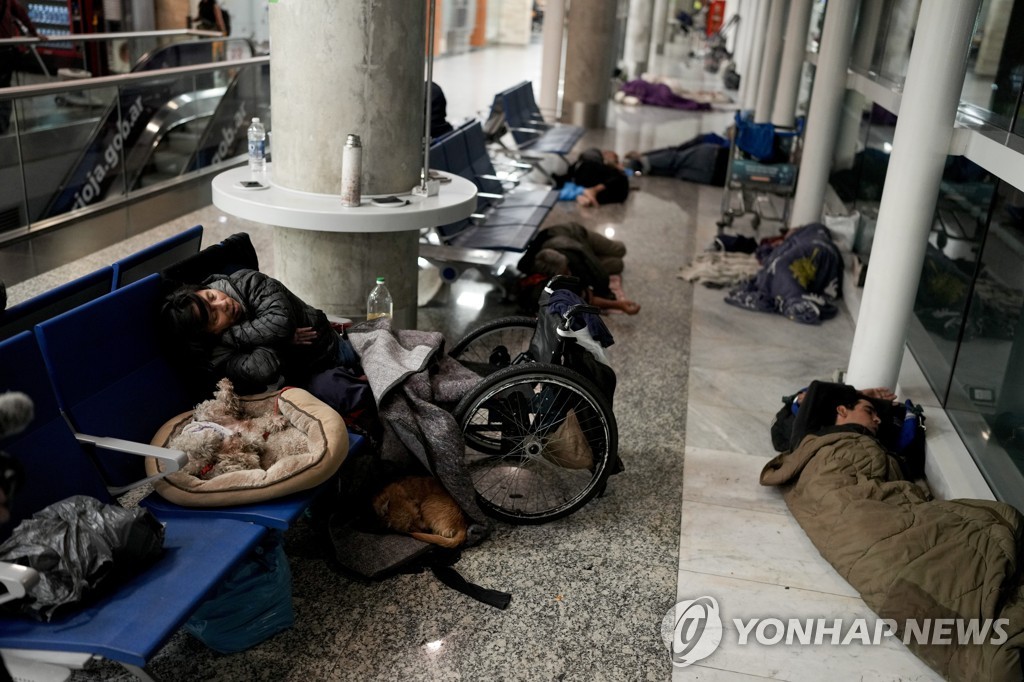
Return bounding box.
[0,29,222,47]
[0,56,269,101]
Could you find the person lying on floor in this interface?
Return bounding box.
[623,132,731,186]
[517,223,641,314]
[759,386,1024,682]
[555,148,631,207]
[160,269,361,395]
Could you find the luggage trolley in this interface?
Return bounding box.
[448,276,619,524]
[718,111,804,232]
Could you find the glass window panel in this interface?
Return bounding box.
[13,86,119,223]
[961,0,1022,131]
[908,159,996,400]
[869,0,922,86]
[0,119,29,238]
[837,104,897,258]
[943,181,1024,509]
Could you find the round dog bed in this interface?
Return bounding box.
[147,388,348,507]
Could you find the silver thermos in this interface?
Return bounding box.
[340,134,362,207]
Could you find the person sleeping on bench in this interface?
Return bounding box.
[160,269,361,396]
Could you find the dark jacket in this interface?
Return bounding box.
[206,270,339,389]
[1,0,39,40]
[518,223,614,298]
[557,148,630,205]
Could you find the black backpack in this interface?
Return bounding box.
[770,381,926,480]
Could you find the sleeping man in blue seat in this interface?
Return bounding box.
[160,270,364,408]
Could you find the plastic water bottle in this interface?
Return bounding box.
[247,117,266,175]
[366,277,393,320]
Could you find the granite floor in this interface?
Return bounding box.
[5,38,946,682]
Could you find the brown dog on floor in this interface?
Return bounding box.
[372,476,468,548]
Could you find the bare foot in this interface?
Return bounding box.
[619,300,641,315]
[576,191,597,207]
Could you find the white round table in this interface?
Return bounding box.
[210,164,477,327]
[211,164,477,232]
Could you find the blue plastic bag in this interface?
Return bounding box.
[184,532,294,654]
[558,181,585,201]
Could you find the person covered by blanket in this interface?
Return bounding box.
[517,223,641,315]
[160,269,360,394]
[556,148,631,207]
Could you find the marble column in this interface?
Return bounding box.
[649,0,670,59]
[540,0,567,117]
[846,0,982,389]
[740,0,771,111]
[753,0,790,123]
[787,0,858,228]
[562,0,618,128]
[771,0,813,127]
[624,0,656,78]
[269,0,425,328]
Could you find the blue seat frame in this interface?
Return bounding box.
[427,120,556,253]
[0,267,114,343]
[111,225,204,289]
[0,331,265,675]
[497,81,583,155]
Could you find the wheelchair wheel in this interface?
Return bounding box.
[453,363,617,524]
[448,316,537,376]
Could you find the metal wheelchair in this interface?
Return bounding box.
[448,276,620,524]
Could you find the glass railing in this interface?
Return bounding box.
[0,50,270,241]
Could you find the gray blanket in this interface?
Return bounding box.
[347,317,490,545]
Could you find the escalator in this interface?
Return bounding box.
[0,38,269,228]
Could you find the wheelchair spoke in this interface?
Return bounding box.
[455,365,618,523]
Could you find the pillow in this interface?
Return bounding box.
[146,388,348,507]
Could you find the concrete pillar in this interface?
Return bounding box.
[846,0,981,390]
[754,0,790,123]
[740,0,771,111]
[771,0,813,127]
[562,0,619,128]
[269,0,425,328]
[624,0,657,78]
[540,0,567,117]
[650,0,671,59]
[787,0,858,228]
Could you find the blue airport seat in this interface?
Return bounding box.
[33,274,363,530]
[0,267,113,342]
[498,81,582,155]
[161,232,260,285]
[111,225,204,289]
[0,331,266,674]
